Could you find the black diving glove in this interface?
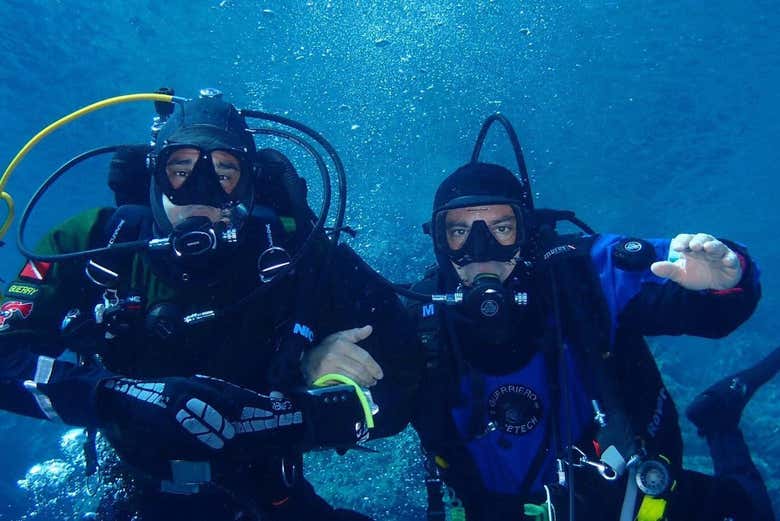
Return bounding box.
[96,375,370,465]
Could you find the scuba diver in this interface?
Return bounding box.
[0,90,421,520]
[304,114,771,520]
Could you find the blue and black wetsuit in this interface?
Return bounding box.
[410,233,763,521]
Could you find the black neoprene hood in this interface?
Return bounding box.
[154,97,256,155]
[433,162,527,212]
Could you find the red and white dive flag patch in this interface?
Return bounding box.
[19,261,51,281]
[0,301,34,331]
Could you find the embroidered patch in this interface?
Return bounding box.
[0,301,34,331]
[19,261,52,282]
[488,384,543,436]
[6,283,40,299]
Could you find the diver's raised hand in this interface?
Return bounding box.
[651,233,743,290]
[302,325,384,388]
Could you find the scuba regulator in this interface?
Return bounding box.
[461,273,528,321]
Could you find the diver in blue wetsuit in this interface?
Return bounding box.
[403,162,766,521]
[304,113,772,520]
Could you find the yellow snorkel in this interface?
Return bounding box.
[0,92,186,241]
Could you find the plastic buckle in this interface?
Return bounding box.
[85,260,120,288]
[281,456,298,488]
[163,460,211,495]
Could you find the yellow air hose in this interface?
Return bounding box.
[0,93,183,240]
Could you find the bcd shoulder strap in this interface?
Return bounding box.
[407,268,450,374]
[548,232,681,472]
[86,204,154,292]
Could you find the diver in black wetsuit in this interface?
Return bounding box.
[0,91,421,521]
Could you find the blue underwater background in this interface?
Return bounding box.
[1,0,779,519]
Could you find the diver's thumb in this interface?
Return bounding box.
[651,261,683,283]
[343,325,373,343]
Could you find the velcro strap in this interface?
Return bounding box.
[23,380,62,422]
[160,460,212,495]
[33,355,55,384]
[22,356,61,421]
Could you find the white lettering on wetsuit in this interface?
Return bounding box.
[646,387,668,438]
[487,383,543,436]
[503,415,540,434]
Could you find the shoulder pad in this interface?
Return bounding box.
[102,205,155,244]
[108,145,152,207]
[410,268,439,294]
[611,238,656,271]
[255,148,316,234]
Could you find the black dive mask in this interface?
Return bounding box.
[432,203,524,266]
[155,145,253,209]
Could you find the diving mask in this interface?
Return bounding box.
[155,145,253,209]
[431,202,525,266]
